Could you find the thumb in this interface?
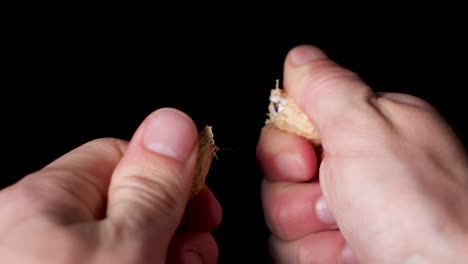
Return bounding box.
[106,108,198,244]
[283,45,376,149]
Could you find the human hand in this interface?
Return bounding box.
[0,108,221,263]
[257,45,468,263]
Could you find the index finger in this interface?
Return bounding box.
[11,138,127,223]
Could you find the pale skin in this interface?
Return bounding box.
[257,45,468,263]
[0,109,222,263]
[0,45,467,263]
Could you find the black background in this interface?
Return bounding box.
[2,7,467,263]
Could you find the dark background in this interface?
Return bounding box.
[2,8,467,263]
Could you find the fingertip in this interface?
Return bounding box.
[106,107,200,243]
[257,125,317,182]
[202,187,223,227]
[286,45,329,66]
[283,44,374,145]
[181,186,222,232]
[142,107,198,162]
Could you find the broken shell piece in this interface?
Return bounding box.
[266,80,321,145]
[190,125,218,199]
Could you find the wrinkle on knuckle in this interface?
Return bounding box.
[83,137,127,160]
[375,95,440,127]
[16,169,103,220]
[300,60,360,95]
[44,168,103,214]
[17,172,64,204]
[110,171,184,219]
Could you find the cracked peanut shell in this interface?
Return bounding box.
[265,80,321,146]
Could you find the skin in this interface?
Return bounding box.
[0,108,222,263]
[257,45,468,263]
[0,45,467,263]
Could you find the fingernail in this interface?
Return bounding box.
[315,195,336,225]
[274,152,307,181]
[342,244,359,264]
[143,108,197,161]
[182,251,203,264]
[290,45,328,66]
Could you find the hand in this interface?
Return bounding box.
[0,108,222,263]
[257,45,468,263]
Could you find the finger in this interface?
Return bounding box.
[7,138,127,223]
[269,231,356,264]
[262,179,336,241]
[180,186,222,232]
[283,45,377,148]
[167,232,218,264]
[106,108,199,245]
[256,125,317,182]
[376,92,468,178]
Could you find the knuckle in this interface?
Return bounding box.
[12,168,103,219]
[82,137,128,157]
[301,60,360,94]
[376,92,434,109]
[130,175,180,209]
[14,172,63,206]
[375,94,445,136]
[111,168,185,221]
